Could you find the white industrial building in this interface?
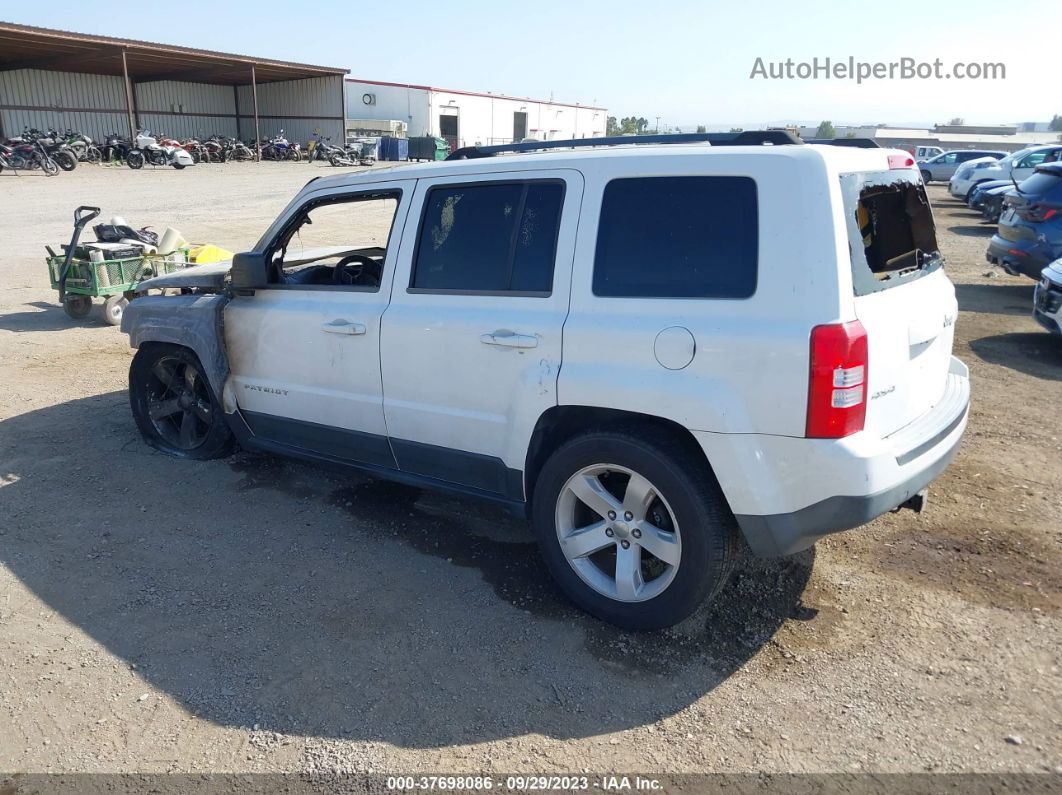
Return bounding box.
[345,78,606,151]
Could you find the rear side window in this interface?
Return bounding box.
[593,176,758,298]
[411,181,564,293]
[841,171,942,295]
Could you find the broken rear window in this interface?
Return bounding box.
[840,171,942,295]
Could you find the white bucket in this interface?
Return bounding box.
[158,227,185,255]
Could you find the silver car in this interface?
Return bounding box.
[918,149,1006,183]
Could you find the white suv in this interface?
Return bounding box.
[122,132,970,630]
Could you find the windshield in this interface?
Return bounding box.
[997,147,1038,167]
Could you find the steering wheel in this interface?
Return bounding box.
[332,254,379,285]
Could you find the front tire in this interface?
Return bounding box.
[129,345,236,460]
[101,295,128,326]
[56,151,77,171]
[532,428,739,630]
[126,151,144,169]
[920,169,932,183]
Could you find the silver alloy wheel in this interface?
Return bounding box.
[555,464,681,603]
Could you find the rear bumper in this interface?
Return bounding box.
[986,235,1056,280]
[697,357,970,557]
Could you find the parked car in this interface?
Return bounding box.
[980,183,1019,223]
[1033,258,1062,335]
[919,149,1005,183]
[949,157,1012,201]
[968,145,1062,189]
[987,164,1062,279]
[967,179,1013,211]
[914,145,944,160]
[120,134,970,630]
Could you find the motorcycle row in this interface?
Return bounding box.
[0,126,371,174]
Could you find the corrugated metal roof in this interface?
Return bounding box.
[0,21,348,84]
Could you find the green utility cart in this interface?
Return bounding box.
[47,206,189,326]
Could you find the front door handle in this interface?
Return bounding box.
[322,320,367,335]
[480,330,538,349]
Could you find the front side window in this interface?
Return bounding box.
[592,176,758,299]
[267,191,400,289]
[411,181,564,293]
[1017,152,1049,169]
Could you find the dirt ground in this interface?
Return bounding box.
[0,162,1059,778]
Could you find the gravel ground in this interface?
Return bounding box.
[0,163,1059,778]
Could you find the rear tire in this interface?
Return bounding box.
[129,344,236,460]
[531,427,739,630]
[62,295,92,319]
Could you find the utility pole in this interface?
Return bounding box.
[655,116,660,134]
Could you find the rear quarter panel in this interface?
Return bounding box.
[559,147,855,437]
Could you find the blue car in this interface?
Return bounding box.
[968,179,1013,210]
[987,164,1062,279]
[980,183,1018,223]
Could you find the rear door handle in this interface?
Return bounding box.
[322,320,367,335]
[480,330,538,349]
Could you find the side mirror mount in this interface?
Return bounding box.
[230,251,268,294]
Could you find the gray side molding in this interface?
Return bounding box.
[121,293,232,396]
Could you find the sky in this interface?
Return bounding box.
[7,0,1061,128]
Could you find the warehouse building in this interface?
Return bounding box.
[345,78,606,151]
[0,22,347,148]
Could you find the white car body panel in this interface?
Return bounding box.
[223,180,416,446]
[133,141,969,557]
[379,168,583,474]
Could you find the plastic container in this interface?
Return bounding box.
[378,136,409,161]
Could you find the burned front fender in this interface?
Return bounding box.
[121,293,231,397]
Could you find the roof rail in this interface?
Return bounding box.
[445,129,803,160]
[801,137,881,149]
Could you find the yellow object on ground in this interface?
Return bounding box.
[188,244,235,264]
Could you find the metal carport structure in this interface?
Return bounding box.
[0,21,348,157]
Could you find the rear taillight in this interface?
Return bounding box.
[888,154,915,169]
[806,321,868,439]
[1018,204,1060,223]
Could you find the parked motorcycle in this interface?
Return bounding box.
[101,132,132,163]
[308,134,343,162]
[17,128,77,171]
[61,129,102,163]
[0,137,60,176]
[126,130,194,169]
[261,130,301,161]
[308,134,371,167]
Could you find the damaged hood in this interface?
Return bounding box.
[135,262,231,293]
